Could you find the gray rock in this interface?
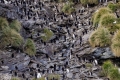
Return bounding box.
[67,73,73,78]
[0,73,11,80]
[1,66,9,70]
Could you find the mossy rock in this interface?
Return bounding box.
[24,39,36,56]
[89,27,111,47]
[111,30,120,57]
[41,28,54,42]
[9,20,21,32]
[48,74,60,80]
[92,7,112,27]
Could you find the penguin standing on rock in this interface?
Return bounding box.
[93,57,98,66]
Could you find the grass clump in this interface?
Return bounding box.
[80,0,88,6]
[0,17,24,49]
[0,28,23,48]
[80,0,98,6]
[24,39,36,56]
[99,13,116,27]
[111,30,120,57]
[85,63,92,69]
[99,13,117,33]
[107,3,118,12]
[32,77,45,80]
[92,7,112,27]
[9,20,21,32]
[102,60,114,76]
[89,27,111,47]
[41,28,54,42]
[88,0,98,5]
[62,1,75,14]
[11,77,20,80]
[48,74,60,80]
[108,68,120,80]
[102,60,120,80]
[0,17,9,30]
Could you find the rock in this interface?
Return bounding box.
[46,63,54,68]
[92,47,114,59]
[1,66,9,70]
[0,73,11,80]
[66,73,73,78]
[92,47,105,58]
[101,48,114,59]
[92,67,98,71]
[0,3,17,19]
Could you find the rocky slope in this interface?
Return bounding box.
[0,0,118,80]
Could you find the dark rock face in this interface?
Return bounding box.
[0,3,17,19]
[91,47,114,59]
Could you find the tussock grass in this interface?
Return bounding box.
[0,28,23,48]
[62,1,75,14]
[41,28,54,42]
[9,20,21,32]
[92,7,112,27]
[24,39,36,56]
[89,27,111,47]
[48,74,60,80]
[111,30,120,57]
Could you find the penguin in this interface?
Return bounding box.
[66,68,69,73]
[37,72,41,78]
[22,73,25,78]
[113,21,117,24]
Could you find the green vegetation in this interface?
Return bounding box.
[11,77,20,80]
[62,1,75,14]
[41,28,54,42]
[99,13,118,33]
[111,30,120,57]
[99,13,116,27]
[80,0,88,6]
[0,17,9,30]
[32,77,45,80]
[88,0,98,5]
[85,63,93,69]
[90,3,120,57]
[92,7,112,27]
[102,60,114,76]
[0,17,23,48]
[107,2,118,12]
[108,68,120,80]
[48,74,60,80]
[102,60,120,80]
[80,0,98,6]
[24,39,36,56]
[89,27,111,47]
[9,20,22,32]
[0,29,23,48]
